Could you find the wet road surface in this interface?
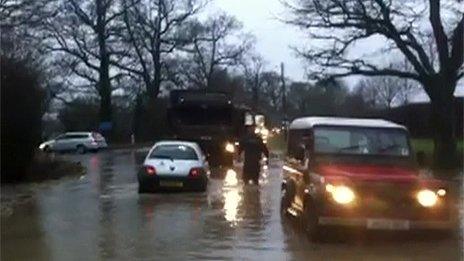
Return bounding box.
[1,149,463,260]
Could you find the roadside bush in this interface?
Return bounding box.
[133,97,171,143]
[1,56,44,182]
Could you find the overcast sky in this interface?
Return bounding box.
[212,0,307,81]
[211,0,463,100]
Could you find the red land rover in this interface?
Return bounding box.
[281,117,458,240]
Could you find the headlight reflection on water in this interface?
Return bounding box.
[224,169,238,186]
[223,189,242,224]
[223,168,242,225]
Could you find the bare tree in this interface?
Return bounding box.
[0,0,56,27]
[260,71,282,111]
[44,0,125,124]
[357,75,419,109]
[241,54,265,111]
[1,0,58,60]
[286,0,464,168]
[184,13,253,89]
[115,0,204,102]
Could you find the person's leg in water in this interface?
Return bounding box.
[243,162,260,185]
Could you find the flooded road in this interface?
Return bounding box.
[2,149,463,260]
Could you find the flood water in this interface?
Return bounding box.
[1,149,463,260]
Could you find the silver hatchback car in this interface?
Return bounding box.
[39,132,108,154]
[138,141,209,193]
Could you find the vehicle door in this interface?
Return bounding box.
[53,134,71,151]
[68,134,85,149]
[293,132,312,210]
[284,129,311,212]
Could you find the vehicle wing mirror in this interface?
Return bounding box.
[416,151,426,167]
[296,145,305,161]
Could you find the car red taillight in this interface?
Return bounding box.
[145,165,156,175]
[189,167,203,177]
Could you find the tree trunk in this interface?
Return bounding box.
[96,0,112,125]
[251,85,259,110]
[132,94,144,142]
[427,80,457,170]
[98,56,112,123]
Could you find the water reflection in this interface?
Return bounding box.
[223,189,242,224]
[224,169,238,187]
[1,198,51,261]
[1,151,461,260]
[223,169,242,225]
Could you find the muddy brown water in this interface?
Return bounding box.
[1,149,463,260]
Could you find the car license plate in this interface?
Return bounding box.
[159,181,183,188]
[367,219,410,230]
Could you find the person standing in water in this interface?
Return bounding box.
[238,126,269,184]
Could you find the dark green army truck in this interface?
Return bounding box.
[168,90,247,167]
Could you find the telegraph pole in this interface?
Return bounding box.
[280,63,287,125]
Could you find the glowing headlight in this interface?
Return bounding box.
[437,189,446,197]
[225,142,235,153]
[327,185,355,204]
[260,128,269,137]
[416,189,438,207]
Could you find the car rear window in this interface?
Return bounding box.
[92,132,105,140]
[66,134,89,139]
[149,145,198,160]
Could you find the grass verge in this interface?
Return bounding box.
[21,151,85,183]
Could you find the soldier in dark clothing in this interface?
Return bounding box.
[238,126,269,184]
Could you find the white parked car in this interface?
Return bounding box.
[138,141,209,193]
[39,132,108,154]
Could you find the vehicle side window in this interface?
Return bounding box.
[66,134,86,139]
[315,129,350,153]
[55,135,66,140]
[287,129,309,158]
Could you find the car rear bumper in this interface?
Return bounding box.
[138,174,207,191]
[318,216,457,230]
[86,142,108,149]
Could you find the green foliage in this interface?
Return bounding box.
[133,97,171,142]
[1,56,44,182]
[58,98,100,132]
[411,139,463,168]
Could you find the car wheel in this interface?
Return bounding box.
[43,146,51,153]
[301,199,324,242]
[76,145,86,154]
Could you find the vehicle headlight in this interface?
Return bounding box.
[225,142,235,153]
[416,189,438,207]
[326,184,355,204]
[260,128,269,137]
